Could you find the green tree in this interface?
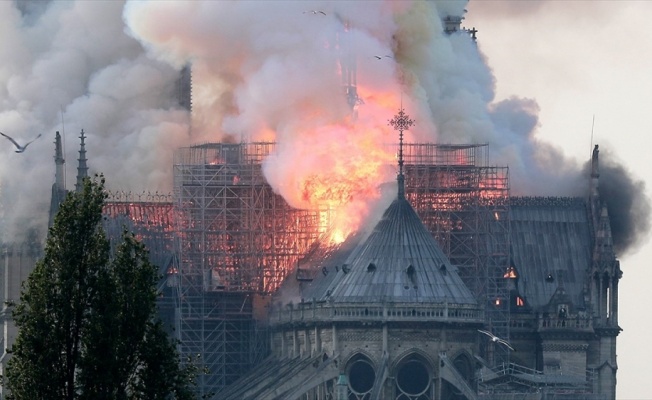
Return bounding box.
[5,175,195,399]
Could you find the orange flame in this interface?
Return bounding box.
[260,81,402,245]
[273,120,396,244]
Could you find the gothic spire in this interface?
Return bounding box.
[49,131,68,227]
[388,107,414,199]
[54,131,65,192]
[75,129,88,193]
[590,144,600,201]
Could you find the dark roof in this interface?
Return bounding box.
[217,354,340,400]
[509,197,591,310]
[311,197,476,304]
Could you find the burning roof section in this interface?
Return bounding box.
[310,194,477,305]
[304,108,476,305]
[508,196,591,310]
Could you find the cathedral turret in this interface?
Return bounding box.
[75,129,88,193]
[49,131,67,227]
[54,131,65,192]
[590,144,600,200]
[588,145,621,328]
[593,204,621,332]
[585,144,621,399]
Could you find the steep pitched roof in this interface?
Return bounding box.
[314,196,476,304]
[509,197,591,310]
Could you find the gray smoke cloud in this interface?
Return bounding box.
[589,149,650,256]
[0,0,648,255]
[0,0,190,242]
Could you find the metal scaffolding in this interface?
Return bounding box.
[103,198,179,334]
[400,143,511,364]
[166,141,511,395]
[172,143,328,396]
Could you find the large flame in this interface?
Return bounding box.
[266,119,397,245]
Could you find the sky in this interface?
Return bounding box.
[465,2,652,399]
[0,0,650,398]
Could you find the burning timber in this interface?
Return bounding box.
[165,141,511,395]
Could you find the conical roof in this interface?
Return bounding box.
[317,196,477,304]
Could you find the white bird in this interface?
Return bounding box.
[304,10,326,15]
[0,131,42,153]
[478,329,514,350]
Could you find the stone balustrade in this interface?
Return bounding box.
[538,315,592,331]
[271,302,484,325]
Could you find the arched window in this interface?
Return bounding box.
[346,354,375,400]
[394,354,432,400]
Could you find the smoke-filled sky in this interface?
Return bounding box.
[0,0,650,397]
[0,0,190,239]
[2,0,637,238]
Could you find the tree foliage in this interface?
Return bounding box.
[5,175,195,399]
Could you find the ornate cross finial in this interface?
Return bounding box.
[388,108,414,199]
[389,108,415,132]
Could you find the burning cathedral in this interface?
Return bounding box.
[0,3,628,400]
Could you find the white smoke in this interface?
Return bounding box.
[1,0,631,245]
[0,0,189,241]
[123,0,587,199]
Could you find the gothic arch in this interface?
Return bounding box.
[391,348,437,372]
[391,350,435,400]
[342,349,377,369]
[344,352,377,399]
[449,350,474,384]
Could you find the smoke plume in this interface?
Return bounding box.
[592,149,651,256]
[0,0,648,255]
[0,0,189,241]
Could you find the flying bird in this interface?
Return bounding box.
[0,131,42,153]
[478,329,514,351]
[304,10,326,15]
